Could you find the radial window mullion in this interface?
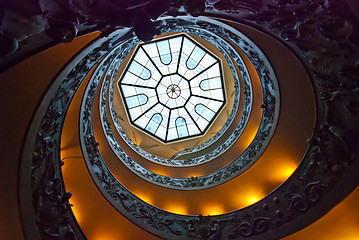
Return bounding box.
[119,34,225,142]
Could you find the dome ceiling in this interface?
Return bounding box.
[118,34,226,143]
[11,0,359,240]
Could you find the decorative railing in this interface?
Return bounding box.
[18,0,359,239]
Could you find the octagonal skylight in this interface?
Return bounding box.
[118,34,226,143]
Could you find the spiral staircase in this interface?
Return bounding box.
[1,0,359,239]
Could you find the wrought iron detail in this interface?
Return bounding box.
[19,0,359,239]
[106,24,248,166]
[90,17,279,190]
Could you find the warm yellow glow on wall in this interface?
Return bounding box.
[70,205,83,225]
[203,204,225,216]
[94,233,120,240]
[150,168,168,176]
[185,172,204,178]
[60,151,66,164]
[246,195,261,205]
[10,18,358,240]
[230,185,265,208]
[338,234,359,240]
[60,156,84,225]
[242,129,258,148]
[244,189,265,206]
[212,126,223,135]
[285,214,359,240]
[132,191,153,205]
[134,136,142,146]
[163,203,188,215]
[267,159,297,182]
[281,165,296,178]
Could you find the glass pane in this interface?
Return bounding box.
[146,113,162,134]
[186,46,206,70]
[128,61,151,80]
[157,40,172,65]
[195,104,215,122]
[200,77,222,90]
[125,94,148,109]
[119,34,225,142]
[176,117,189,138]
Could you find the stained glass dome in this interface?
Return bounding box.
[118,34,226,142]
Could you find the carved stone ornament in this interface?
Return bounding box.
[0,0,209,56]
[105,27,247,166]
[19,0,359,239]
[88,17,279,190]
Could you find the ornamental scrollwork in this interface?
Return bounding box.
[285,180,330,215]
[20,0,359,239]
[229,211,273,238]
[106,22,248,166]
[87,17,279,190]
[176,214,234,239]
[0,0,226,57]
[34,175,76,240]
[26,29,133,239]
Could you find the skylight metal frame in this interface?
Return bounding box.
[118,33,226,143]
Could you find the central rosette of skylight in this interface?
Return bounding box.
[158,74,190,107]
[118,34,226,143]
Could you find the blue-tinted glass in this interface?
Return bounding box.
[161,54,171,64]
[176,117,189,138]
[195,104,215,121]
[186,47,205,70]
[157,41,172,65]
[200,78,222,90]
[120,34,225,142]
[126,94,148,109]
[129,61,151,80]
[146,113,162,133]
